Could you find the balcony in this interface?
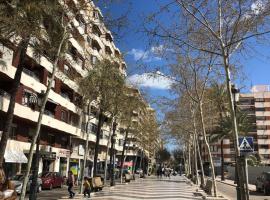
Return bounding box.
[22,68,40,82]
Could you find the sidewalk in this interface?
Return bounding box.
[216,176,256,191]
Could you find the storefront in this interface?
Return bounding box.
[58,149,70,177]
[40,151,56,172]
[4,149,28,177]
[69,158,79,180]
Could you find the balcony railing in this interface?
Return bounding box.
[23,68,40,82]
[44,110,55,118]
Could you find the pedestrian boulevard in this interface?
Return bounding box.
[59,176,204,200]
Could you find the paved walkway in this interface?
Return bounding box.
[59,176,205,200]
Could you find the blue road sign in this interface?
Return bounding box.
[239,137,254,154]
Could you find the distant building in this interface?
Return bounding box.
[203,85,270,168]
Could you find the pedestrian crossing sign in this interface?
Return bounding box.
[239,137,254,154]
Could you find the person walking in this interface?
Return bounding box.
[157,165,162,179]
[67,171,75,198]
[83,177,91,198]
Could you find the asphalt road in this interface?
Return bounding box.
[217,181,270,200]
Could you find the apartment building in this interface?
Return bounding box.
[0,0,130,179]
[202,85,270,168]
[116,88,161,174]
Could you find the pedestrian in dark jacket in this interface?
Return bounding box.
[67,171,75,198]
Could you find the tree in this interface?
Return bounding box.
[169,52,217,195]
[0,0,56,169]
[19,3,70,199]
[78,59,125,176]
[145,1,270,198]
[117,87,145,182]
[157,148,171,164]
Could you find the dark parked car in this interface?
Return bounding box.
[41,172,64,190]
[256,172,270,195]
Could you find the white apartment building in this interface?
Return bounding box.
[0,0,130,179]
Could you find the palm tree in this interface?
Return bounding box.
[210,109,253,181]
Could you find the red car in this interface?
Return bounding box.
[41,172,64,190]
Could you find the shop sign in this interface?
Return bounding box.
[59,149,70,157]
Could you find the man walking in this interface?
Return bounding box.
[67,171,75,198]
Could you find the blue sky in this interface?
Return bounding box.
[99,1,270,150]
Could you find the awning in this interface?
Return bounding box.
[4,150,28,163]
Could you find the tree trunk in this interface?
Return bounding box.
[19,30,66,200]
[120,129,128,183]
[0,38,29,167]
[196,134,205,186]
[190,104,205,186]
[221,139,225,181]
[93,109,104,177]
[80,106,91,194]
[29,135,40,200]
[193,135,199,185]
[188,143,191,176]
[198,101,217,197]
[223,57,245,199]
[103,117,115,186]
[109,123,117,186]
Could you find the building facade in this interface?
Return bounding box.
[202,85,270,168]
[0,0,159,180]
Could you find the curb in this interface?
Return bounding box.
[216,179,256,192]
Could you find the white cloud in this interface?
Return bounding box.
[128,45,164,62]
[127,71,174,90]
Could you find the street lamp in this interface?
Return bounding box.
[110,122,117,186]
[231,84,242,200]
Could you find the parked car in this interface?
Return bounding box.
[256,172,270,195]
[11,174,42,194]
[41,172,64,190]
[135,168,143,174]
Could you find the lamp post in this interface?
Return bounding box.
[231,84,242,200]
[110,122,117,186]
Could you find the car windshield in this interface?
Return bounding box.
[42,172,53,177]
[12,175,24,181]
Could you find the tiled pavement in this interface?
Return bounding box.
[59,176,205,200]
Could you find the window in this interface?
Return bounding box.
[258,135,269,139]
[64,65,70,75]
[257,116,266,120]
[91,55,97,65]
[91,123,98,134]
[93,11,99,19]
[260,144,269,149]
[255,98,265,102]
[87,36,92,45]
[256,107,265,111]
[61,110,68,122]
[257,125,267,130]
